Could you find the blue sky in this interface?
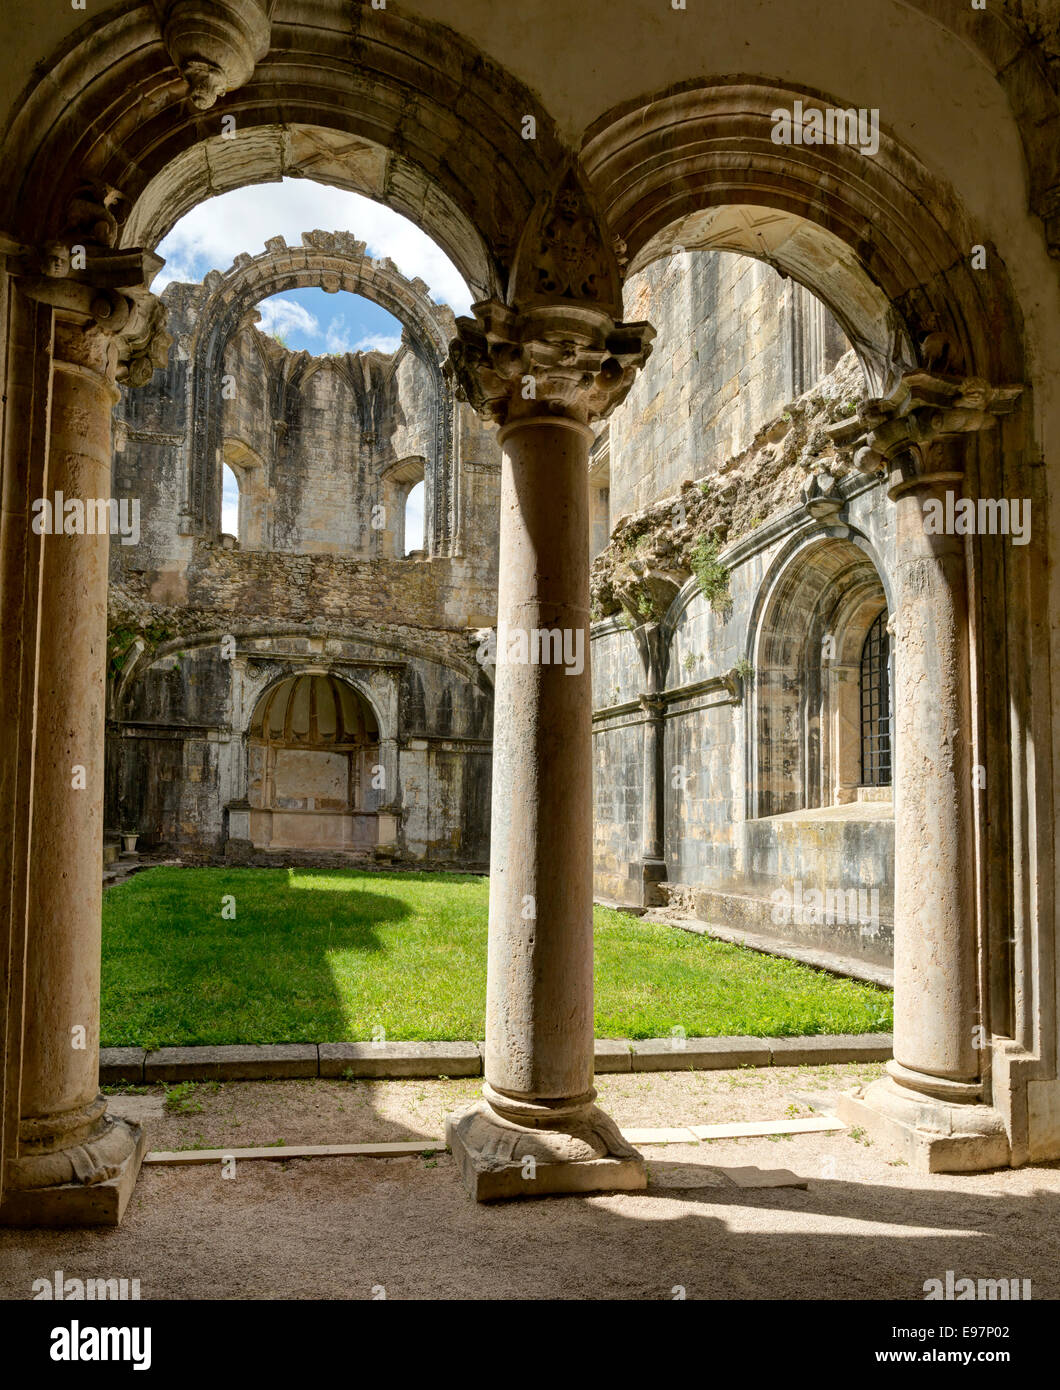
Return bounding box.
[252,286,403,356]
[158,179,462,547]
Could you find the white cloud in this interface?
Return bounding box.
[355,334,403,355]
[155,180,473,314]
[256,298,320,340]
[324,315,402,356]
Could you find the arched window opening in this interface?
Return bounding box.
[404,480,425,556]
[754,538,891,816]
[859,609,892,787]
[221,463,240,543]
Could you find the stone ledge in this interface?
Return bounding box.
[632,1036,773,1071]
[102,1034,893,1084]
[100,1047,147,1084]
[319,1041,481,1078]
[594,1039,634,1073]
[144,1044,319,1081]
[769,1034,894,1066]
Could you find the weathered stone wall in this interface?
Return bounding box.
[608,252,847,520]
[106,248,501,864]
[109,238,895,920]
[591,255,895,964]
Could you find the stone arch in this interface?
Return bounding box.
[580,78,1027,390]
[750,532,891,819]
[0,3,566,301]
[583,85,1051,1146]
[182,232,460,552]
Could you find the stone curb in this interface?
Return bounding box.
[320,1041,481,1078]
[144,1044,319,1082]
[100,1034,891,1084]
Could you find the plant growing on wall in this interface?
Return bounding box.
[733,656,755,684]
[107,618,180,679]
[690,534,731,615]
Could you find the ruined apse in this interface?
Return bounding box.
[105,232,501,866]
[106,228,897,963]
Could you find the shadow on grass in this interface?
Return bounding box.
[101,866,417,1048]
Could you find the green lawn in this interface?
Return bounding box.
[100,866,892,1047]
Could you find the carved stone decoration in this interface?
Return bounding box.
[801,467,844,519]
[850,370,1023,481]
[14,209,172,392]
[447,299,654,428]
[1035,182,1060,260]
[153,0,272,109]
[508,168,624,317]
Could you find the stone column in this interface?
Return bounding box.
[2,321,141,1224]
[484,412,598,1110]
[639,692,668,903]
[837,373,1019,1171]
[444,291,654,1199]
[640,694,666,863]
[887,455,979,1099]
[0,232,170,1225]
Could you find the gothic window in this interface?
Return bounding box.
[859,609,892,787]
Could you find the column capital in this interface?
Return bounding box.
[12,235,171,389]
[447,165,653,427]
[851,371,1022,493]
[447,299,654,428]
[638,693,667,717]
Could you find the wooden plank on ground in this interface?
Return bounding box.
[688,1117,845,1140]
[144,1140,446,1164]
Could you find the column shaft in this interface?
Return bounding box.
[890,475,979,1094]
[485,415,594,1106]
[21,319,116,1131]
[2,314,146,1226]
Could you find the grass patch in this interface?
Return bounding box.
[101,867,891,1047]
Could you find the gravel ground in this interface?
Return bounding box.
[2,1063,1057,1301]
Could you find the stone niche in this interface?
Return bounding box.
[246,671,382,852]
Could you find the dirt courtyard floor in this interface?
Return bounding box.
[2,1062,1058,1301]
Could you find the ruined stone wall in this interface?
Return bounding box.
[608,251,848,520]
[106,252,501,863]
[591,251,895,964]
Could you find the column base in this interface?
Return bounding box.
[0,1113,146,1228]
[638,859,668,909]
[446,1097,646,1201]
[837,1076,1010,1173]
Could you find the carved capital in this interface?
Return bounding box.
[153,0,271,109]
[447,299,654,427]
[851,371,1022,492]
[638,693,667,718]
[14,225,171,390]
